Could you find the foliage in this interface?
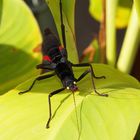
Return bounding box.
[117,6,140,73]
[0,0,42,94]
[89,0,140,73]
[0,0,140,140]
[134,0,140,26]
[89,0,132,28]
[0,64,140,140]
[46,0,78,63]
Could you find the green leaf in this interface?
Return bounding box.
[134,124,140,140]
[0,64,140,140]
[134,0,140,26]
[46,0,78,63]
[0,0,3,25]
[0,0,42,94]
[89,0,132,28]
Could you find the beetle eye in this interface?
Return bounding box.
[66,86,70,90]
[73,81,76,84]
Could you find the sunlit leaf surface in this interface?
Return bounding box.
[89,0,133,28]
[134,0,140,26]
[46,0,78,63]
[0,64,140,140]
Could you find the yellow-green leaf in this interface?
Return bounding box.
[0,64,140,140]
[134,0,140,26]
[0,0,42,94]
[89,0,132,28]
[46,0,78,63]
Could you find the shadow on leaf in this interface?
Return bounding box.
[0,44,39,95]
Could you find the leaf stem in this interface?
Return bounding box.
[106,0,118,66]
[117,6,140,73]
[99,0,106,63]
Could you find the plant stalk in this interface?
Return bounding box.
[99,0,106,63]
[106,0,118,66]
[117,6,140,74]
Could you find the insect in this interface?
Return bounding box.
[18,0,108,128]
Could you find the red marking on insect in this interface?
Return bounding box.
[59,46,63,51]
[43,55,51,62]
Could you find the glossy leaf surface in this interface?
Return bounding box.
[0,0,42,94]
[89,0,132,28]
[0,64,140,140]
[46,0,78,63]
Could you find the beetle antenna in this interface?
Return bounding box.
[72,92,80,137]
[59,0,66,49]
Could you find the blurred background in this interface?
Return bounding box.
[24,0,140,81]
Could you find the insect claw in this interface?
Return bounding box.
[94,90,108,97]
[18,92,24,95]
[102,93,109,97]
[103,76,106,79]
[46,124,50,129]
[18,90,29,95]
[46,119,51,129]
